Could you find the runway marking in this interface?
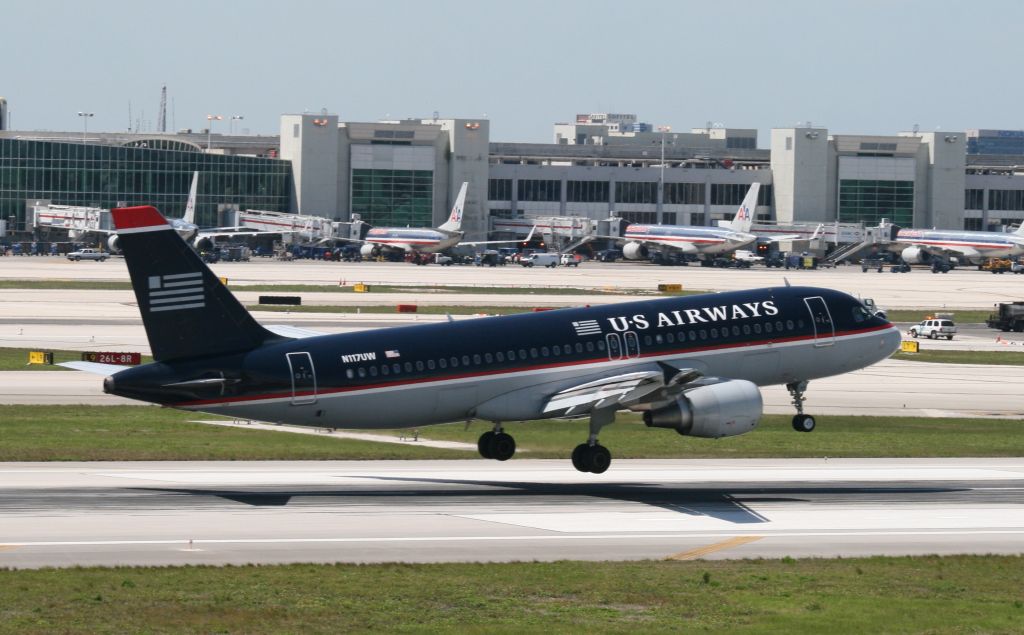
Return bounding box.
[2,530,1024,549]
[666,535,763,561]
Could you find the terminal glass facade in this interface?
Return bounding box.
[350,168,433,227]
[837,179,914,225]
[0,139,291,230]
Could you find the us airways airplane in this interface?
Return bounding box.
[891,224,1024,267]
[618,183,804,263]
[351,183,533,262]
[64,205,900,473]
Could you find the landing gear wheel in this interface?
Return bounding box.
[792,414,816,432]
[571,444,612,473]
[477,431,495,459]
[571,444,589,472]
[587,444,612,474]
[488,432,516,461]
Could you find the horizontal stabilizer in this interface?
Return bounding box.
[58,361,129,375]
[263,324,329,339]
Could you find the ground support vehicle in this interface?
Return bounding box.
[67,248,107,262]
[987,302,1024,332]
[909,318,957,340]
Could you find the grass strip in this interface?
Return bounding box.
[886,309,991,324]
[0,348,154,371]
[0,556,1022,633]
[0,406,465,461]
[2,406,1023,461]
[894,349,1024,365]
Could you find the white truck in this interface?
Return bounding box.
[520,253,559,268]
[67,248,108,262]
[909,317,957,340]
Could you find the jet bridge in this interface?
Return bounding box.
[32,204,112,238]
[823,220,901,264]
[234,209,357,243]
[490,216,601,252]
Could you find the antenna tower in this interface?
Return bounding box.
[158,85,167,133]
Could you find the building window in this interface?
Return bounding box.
[618,211,657,223]
[489,208,513,219]
[351,168,433,227]
[662,213,677,224]
[517,179,560,202]
[690,213,705,226]
[710,183,752,206]
[566,180,609,203]
[488,178,512,201]
[757,184,773,206]
[963,218,983,231]
[988,189,1024,211]
[837,179,914,226]
[663,182,704,205]
[614,181,657,204]
[965,189,984,210]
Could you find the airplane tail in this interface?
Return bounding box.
[727,183,760,234]
[182,171,199,224]
[438,182,468,233]
[111,205,277,362]
[1015,222,1024,236]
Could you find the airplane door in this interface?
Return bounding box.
[803,296,835,347]
[606,333,623,360]
[286,352,317,405]
[624,331,640,358]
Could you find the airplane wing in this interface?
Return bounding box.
[909,243,981,261]
[263,324,330,339]
[461,225,537,248]
[58,361,129,375]
[543,363,703,416]
[642,239,700,255]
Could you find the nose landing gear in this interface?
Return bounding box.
[787,381,816,432]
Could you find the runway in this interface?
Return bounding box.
[1,459,1022,569]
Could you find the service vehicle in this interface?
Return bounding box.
[521,253,559,268]
[981,257,1013,274]
[560,253,582,267]
[66,248,108,262]
[908,317,957,340]
[986,302,1024,332]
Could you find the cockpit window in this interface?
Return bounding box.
[852,305,872,323]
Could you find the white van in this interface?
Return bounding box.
[520,253,559,268]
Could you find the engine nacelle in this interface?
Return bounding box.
[106,235,121,254]
[360,244,380,258]
[642,380,762,438]
[622,242,649,260]
[900,246,931,264]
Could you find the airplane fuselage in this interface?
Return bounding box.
[106,286,899,429]
[365,227,460,253]
[895,228,1024,261]
[624,225,756,256]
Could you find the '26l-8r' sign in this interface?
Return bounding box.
[80,352,142,366]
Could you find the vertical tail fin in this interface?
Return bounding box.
[111,205,275,362]
[728,183,760,234]
[438,182,468,233]
[182,171,199,224]
[1015,222,1024,236]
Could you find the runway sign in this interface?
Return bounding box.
[80,352,142,365]
[900,340,920,353]
[27,351,53,365]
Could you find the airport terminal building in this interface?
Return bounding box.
[2,108,1024,241]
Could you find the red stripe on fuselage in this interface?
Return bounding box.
[171,323,893,408]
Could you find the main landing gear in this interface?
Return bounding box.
[787,381,816,432]
[571,407,616,474]
[477,424,516,461]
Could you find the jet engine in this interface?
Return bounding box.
[642,380,762,438]
[106,235,121,254]
[900,246,931,264]
[360,244,380,258]
[622,242,649,260]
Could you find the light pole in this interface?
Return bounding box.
[229,115,244,135]
[656,125,671,223]
[77,112,94,143]
[206,114,223,150]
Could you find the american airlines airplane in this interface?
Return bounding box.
[892,225,1024,267]
[618,183,803,263]
[64,205,901,473]
[352,182,532,262]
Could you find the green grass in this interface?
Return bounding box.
[0,279,133,290]
[1,556,1022,633]
[894,349,1024,365]
[886,309,991,324]
[0,347,154,371]
[0,406,465,461]
[2,406,1023,461]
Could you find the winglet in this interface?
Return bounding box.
[439,182,468,233]
[728,183,760,233]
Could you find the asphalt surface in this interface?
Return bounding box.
[1,459,1022,569]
